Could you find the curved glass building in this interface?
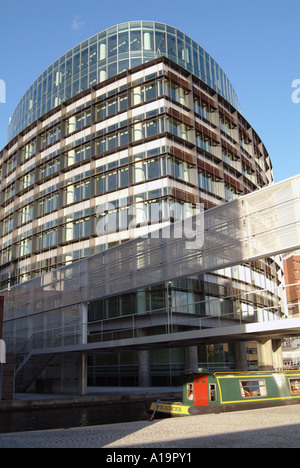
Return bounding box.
[7,21,240,143]
[0,22,284,390]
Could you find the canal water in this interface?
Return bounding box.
[0,401,148,434]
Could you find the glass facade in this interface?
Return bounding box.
[7,21,240,143]
[0,56,274,289]
[0,22,286,389]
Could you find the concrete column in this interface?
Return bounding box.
[66,218,74,242]
[272,339,284,369]
[133,123,143,142]
[66,149,75,167]
[138,350,150,387]
[257,339,283,370]
[67,117,76,135]
[179,87,186,106]
[180,123,187,140]
[79,352,87,395]
[185,346,198,374]
[235,342,248,371]
[133,86,142,106]
[100,70,107,83]
[135,196,147,225]
[79,303,88,395]
[100,43,106,61]
[134,157,145,183]
[257,340,273,370]
[144,32,151,51]
[80,303,88,345]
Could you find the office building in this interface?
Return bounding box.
[0,22,285,391]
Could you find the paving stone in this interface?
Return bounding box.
[0,405,299,448]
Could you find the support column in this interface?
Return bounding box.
[80,303,88,345]
[235,342,248,371]
[79,352,87,396]
[79,303,88,395]
[257,339,283,370]
[257,340,273,370]
[272,339,284,369]
[133,85,142,106]
[138,350,150,387]
[185,346,198,374]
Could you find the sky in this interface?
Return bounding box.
[0,0,299,183]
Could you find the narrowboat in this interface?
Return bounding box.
[149,370,300,418]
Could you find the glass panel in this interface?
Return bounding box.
[118,31,129,54]
[108,34,118,57]
[130,29,141,51]
[240,380,267,398]
[167,32,177,59]
[289,379,300,394]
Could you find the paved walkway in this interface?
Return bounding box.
[0,405,299,448]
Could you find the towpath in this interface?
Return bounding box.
[0,405,299,448]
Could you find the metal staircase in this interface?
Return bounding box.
[15,352,57,393]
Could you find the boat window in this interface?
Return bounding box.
[240,379,267,398]
[187,383,194,400]
[289,378,300,394]
[209,383,216,402]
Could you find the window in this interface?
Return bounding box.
[5,183,15,201]
[107,98,118,116]
[209,383,217,402]
[39,193,59,215]
[194,97,215,123]
[38,229,58,249]
[66,110,91,134]
[289,378,300,395]
[6,154,17,174]
[169,118,191,142]
[21,171,35,189]
[19,204,33,225]
[42,125,61,148]
[148,159,160,179]
[3,215,14,234]
[119,167,129,187]
[40,157,60,177]
[96,103,106,121]
[22,141,36,161]
[196,132,217,156]
[187,383,194,401]
[107,171,118,192]
[74,180,91,202]
[73,219,90,239]
[240,380,267,398]
[18,238,32,257]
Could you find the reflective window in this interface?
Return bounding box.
[240,380,267,398]
[289,378,300,394]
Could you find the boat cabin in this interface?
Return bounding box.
[182,370,300,410]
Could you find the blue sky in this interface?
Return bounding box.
[0,0,299,182]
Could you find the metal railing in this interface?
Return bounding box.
[8,300,292,357]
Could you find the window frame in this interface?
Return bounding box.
[239,379,267,399]
[289,378,300,395]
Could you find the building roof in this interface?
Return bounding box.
[7,21,241,144]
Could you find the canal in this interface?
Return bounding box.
[0,401,149,434]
